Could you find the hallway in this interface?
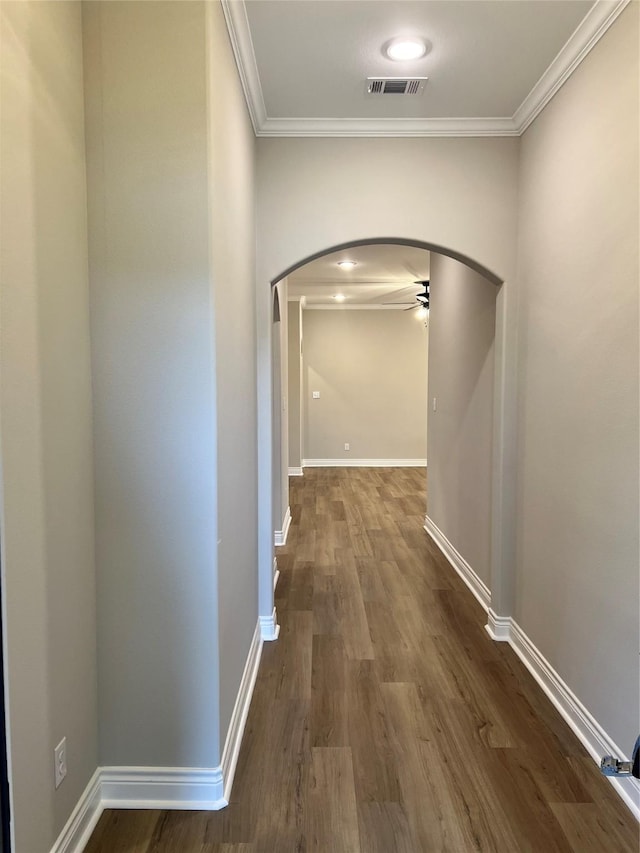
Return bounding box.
[86,468,637,852]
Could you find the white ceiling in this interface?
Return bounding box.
[288,243,430,307]
[222,0,627,136]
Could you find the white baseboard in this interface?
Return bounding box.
[49,770,103,853]
[486,616,640,820]
[302,458,427,468]
[50,620,267,851]
[260,607,280,641]
[100,766,226,810]
[423,515,491,612]
[485,607,511,642]
[288,466,303,476]
[273,557,280,591]
[220,618,263,803]
[274,506,291,546]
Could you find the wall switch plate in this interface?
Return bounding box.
[312,391,320,399]
[54,738,67,788]
[344,443,350,451]
[432,397,437,412]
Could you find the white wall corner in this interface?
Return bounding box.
[259,607,280,642]
[508,619,640,820]
[220,618,264,803]
[423,515,491,612]
[485,608,512,642]
[49,769,103,853]
[288,466,304,476]
[274,506,291,546]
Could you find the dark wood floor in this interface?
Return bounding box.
[86,468,638,852]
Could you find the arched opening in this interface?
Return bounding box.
[272,237,502,288]
[264,237,509,644]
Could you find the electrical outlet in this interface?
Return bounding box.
[54,738,67,788]
[312,391,320,399]
[344,443,350,451]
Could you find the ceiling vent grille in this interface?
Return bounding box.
[366,77,427,96]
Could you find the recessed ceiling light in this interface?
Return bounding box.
[337,260,357,270]
[385,37,427,62]
[334,294,346,302]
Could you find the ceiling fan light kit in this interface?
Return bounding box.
[405,280,429,312]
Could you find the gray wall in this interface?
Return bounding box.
[1,3,637,846]
[515,5,639,753]
[207,0,259,750]
[288,301,303,470]
[257,138,520,284]
[302,310,428,462]
[0,3,98,850]
[83,1,220,767]
[427,255,497,586]
[255,134,520,625]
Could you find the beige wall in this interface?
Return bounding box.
[0,3,98,850]
[427,255,497,586]
[515,5,639,752]
[288,301,303,470]
[207,0,259,747]
[302,310,428,462]
[83,1,221,767]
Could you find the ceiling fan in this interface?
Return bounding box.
[382,280,430,310]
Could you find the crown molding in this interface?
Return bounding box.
[257,116,518,138]
[219,0,266,134]
[223,0,629,139]
[303,303,415,310]
[513,0,631,133]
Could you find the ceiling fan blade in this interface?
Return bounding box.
[367,284,421,304]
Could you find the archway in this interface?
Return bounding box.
[259,236,515,645]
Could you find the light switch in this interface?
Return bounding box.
[312,391,320,399]
[432,397,437,412]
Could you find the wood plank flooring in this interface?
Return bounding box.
[86,467,638,852]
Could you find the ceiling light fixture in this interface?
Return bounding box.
[337,260,357,270]
[333,294,346,302]
[385,37,427,62]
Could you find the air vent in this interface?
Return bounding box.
[366,77,427,96]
